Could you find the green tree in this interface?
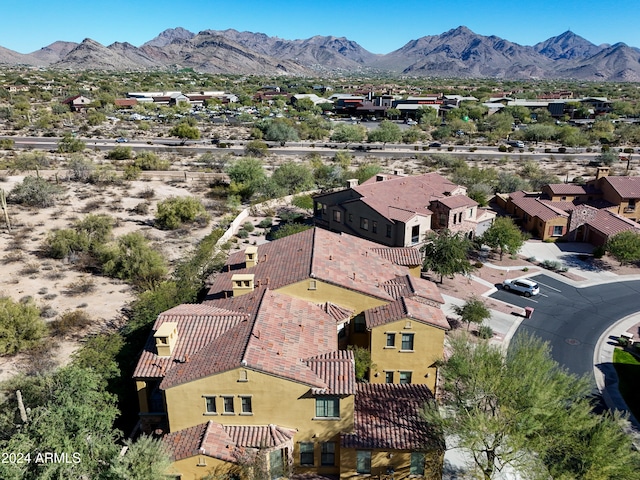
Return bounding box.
[57,132,86,153]
[421,229,474,284]
[169,121,200,144]
[481,217,524,260]
[0,297,47,355]
[367,120,402,145]
[330,123,366,146]
[226,158,267,201]
[422,332,640,480]
[265,120,299,146]
[353,162,382,184]
[0,365,121,480]
[270,162,314,195]
[594,150,619,167]
[347,345,376,381]
[107,145,133,160]
[605,230,640,265]
[108,435,172,480]
[133,151,170,171]
[99,232,168,290]
[155,196,210,230]
[453,297,491,331]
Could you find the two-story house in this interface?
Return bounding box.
[133,228,447,479]
[313,172,495,247]
[501,167,640,244]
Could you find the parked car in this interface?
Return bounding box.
[502,278,539,297]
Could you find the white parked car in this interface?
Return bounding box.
[502,278,539,297]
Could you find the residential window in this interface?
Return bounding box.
[356,451,372,474]
[386,224,392,238]
[386,333,396,347]
[552,225,563,236]
[360,217,369,230]
[411,225,420,244]
[240,396,252,414]
[439,213,447,226]
[410,452,425,476]
[458,212,463,223]
[628,199,636,211]
[349,213,353,223]
[299,443,314,466]
[468,208,474,218]
[385,371,394,384]
[315,397,339,418]
[321,442,336,466]
[399,371,412,384]
[322,204,327,215]
[222,396,234,414]
[333,210,342,223]
[204,396,216,414]
[401,333,414,351]
[372,221,377,234]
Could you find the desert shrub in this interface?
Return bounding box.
[123,164,141,180]
[64,276,96,296]
[14,151,50,171]
[40,304,58,318]
[2,251,24,264]
[45,229,91,259]
[50,309,92,337]
[258,217,273,229]
[19,262,40,275]
[244,140,269,157]
[0,296,47,355]
[498,145,507,152]
[138,187,156,199]
[155,196,210,230]
[291,194,314,210]
[99,232,168,289]
[8,176,64,207]
[67,154,96,182]
[541,259,562,271]
[242,221,255,232]
[132,201,150,215]
[133,152,170,171]
[106,146,133,160]
[82,200,103,213]
[236,229,249,239]
[270,223,312,240]
[477,325,494,339]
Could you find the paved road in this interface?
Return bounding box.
[491,273,640,380]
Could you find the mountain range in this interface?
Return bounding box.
[2,26,640,81]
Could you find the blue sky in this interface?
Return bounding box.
[2,0,639,55]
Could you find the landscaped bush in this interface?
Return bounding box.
[269,223,312,240]
[258,217,273,229]
[477,325,494,339]
[541,259,562,271]
[155,196,210,230]
[291,194,314,210]
[242,221,255,233]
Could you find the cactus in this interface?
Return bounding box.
[0,188,10,233]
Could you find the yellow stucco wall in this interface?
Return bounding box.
[368,319,444,391]
[277,279,388,313]
[164,367,354,444]
[169,455,238,480]
[340,448,444,480]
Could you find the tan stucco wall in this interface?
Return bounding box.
[165,368,354,440]
[169,455,238,480]
[368,319,444,391]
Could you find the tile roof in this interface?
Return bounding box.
[602,176,640,199]
[304,350,357,395]
[546,183,598,195]
[318,302,354,323]
[341,383,443,450]
[587,209,640,237]
[164,421,296,462]
[364,297,449,330]
[354,173,468,222]
[133,304,249,379]
[159,289,341,390]
[509,191,570,221]
[435,195,478,209]
[369,247,423,266]
[207,228,413,303]
[380,275,444,306]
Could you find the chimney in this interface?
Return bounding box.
[393,169,404,176]
[232,273,255,296]
[595,166,610,180]
[375,174,386,182]
[154,322,178,357]
[244,246,258,268]
[347,178,359,188]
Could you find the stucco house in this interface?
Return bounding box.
[501,167,640,245]
[133,228,447,480]
[313,172,495,247]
